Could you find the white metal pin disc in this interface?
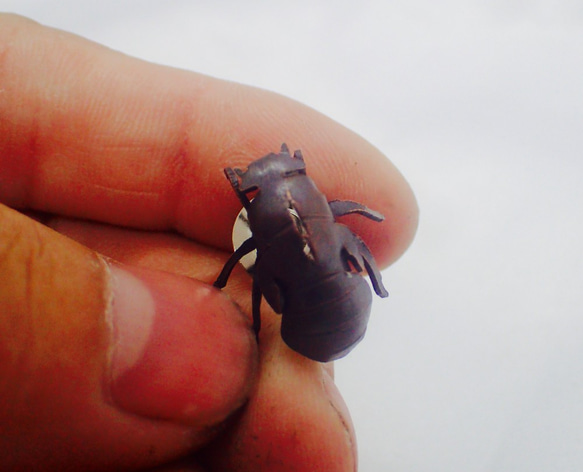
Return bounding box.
[232,207,256,271]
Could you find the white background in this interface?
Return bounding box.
[3,2,583,471]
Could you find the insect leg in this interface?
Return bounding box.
[213,237,257,288]
[337,225,389,298]
[355,237,389,298]
[252,273,262,339]
[328,200,385,222]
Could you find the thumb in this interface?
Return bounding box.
[0,205,256,471]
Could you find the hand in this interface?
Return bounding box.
[0,14,418,471]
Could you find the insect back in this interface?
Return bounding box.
[213,144,388,362]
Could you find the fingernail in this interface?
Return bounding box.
[105,263,255,425]
[107,265,156,390]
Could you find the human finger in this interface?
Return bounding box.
[0,14,417,267]
[0,206,256,471]
[201,333,357,471]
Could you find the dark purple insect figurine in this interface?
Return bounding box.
[213,144,388,362]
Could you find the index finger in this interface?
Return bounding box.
[0,14,417,267]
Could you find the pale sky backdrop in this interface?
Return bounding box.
[3,2,583,471]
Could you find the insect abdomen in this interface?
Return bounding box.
[280,272,372,362]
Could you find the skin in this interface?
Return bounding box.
[0,14,418,472]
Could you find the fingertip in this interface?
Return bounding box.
[179,88,419,266]
[107,263,257,425]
